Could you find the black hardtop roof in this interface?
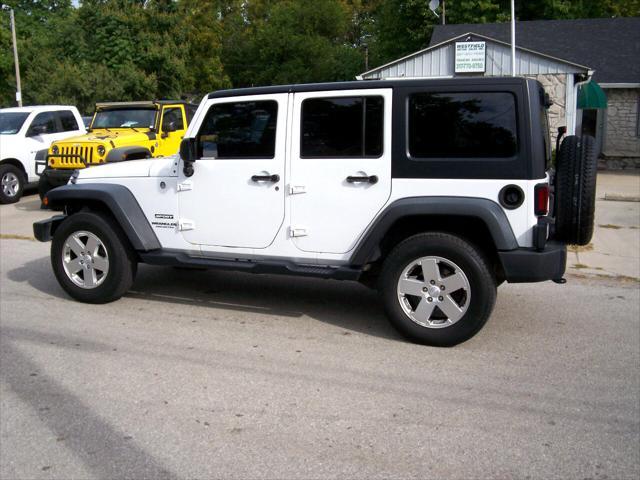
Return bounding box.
[95,100,197,110]
[207,77,532,99]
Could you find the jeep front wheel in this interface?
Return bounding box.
[51,212,137,303]
[379,233,496,347]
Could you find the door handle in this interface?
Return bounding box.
[346,175,378,184]
[251,174,280,182]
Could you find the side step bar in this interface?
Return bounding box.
[139,250,362,281]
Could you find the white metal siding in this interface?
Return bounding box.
[362,40,584,79]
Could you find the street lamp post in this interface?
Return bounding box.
[1,5,22,106]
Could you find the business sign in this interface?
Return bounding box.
[455,41,486,73]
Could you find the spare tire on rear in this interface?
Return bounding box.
[554,135,597,246]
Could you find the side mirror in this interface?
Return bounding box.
[180,138,197,177]
[180,138,197,162]
[28,124,48,136]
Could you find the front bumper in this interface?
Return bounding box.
[499,241,567,283]
[40,168,74,187]
[33,215,66,242]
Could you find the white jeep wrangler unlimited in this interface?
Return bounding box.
[34,78,596,346]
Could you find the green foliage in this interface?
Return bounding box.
[0,0,637,109]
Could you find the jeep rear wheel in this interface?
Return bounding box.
[51,212,137,303]
[379,233,496,347]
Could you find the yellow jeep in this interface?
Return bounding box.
[38,100,197,197]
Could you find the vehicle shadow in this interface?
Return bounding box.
[8,258,402,341]
[0,338,178,479]
[13,193,42,212]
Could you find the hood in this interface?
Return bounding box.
[77,156,177,180]
[55,129,155,148]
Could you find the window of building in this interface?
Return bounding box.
[409,92,518,158]
[57,111,79,132]
[197,101,278,159]
[301,96,383,158]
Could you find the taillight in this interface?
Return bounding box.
[534,183,549,216]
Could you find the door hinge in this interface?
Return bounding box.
[289,227,308,237]
[177,180,193,192]
[288,184,306,195]
[179,219,195,231]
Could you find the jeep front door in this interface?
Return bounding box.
[289,89,392,254]
[177,94,287,249]
[156,105,187,157]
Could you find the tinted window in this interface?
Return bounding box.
[58,110,79,131]
[301,96,383,158]
[29,112,58,134]
[409,92,517,158]
[0,112,29,135]
[197,101,278,159]
[162,107,184,131]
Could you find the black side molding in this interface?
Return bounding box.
[350,196,519,266]
[45,183,161,252]
[139,250,362,281]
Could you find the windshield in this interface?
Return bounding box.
[0,112,30,135]
[92,108,156,129]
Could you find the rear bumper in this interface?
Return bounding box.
[499,241,567,283]
[33,215,66,242]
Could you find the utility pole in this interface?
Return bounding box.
[3,5,22,106]
[442,0,445,25]
[510,0,516,76]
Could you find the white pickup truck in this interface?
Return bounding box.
[0,105,85,204]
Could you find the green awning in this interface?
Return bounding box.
[577,81,607,109]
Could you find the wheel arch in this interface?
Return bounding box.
[0,158,28,179]
[105,146,152,163]
[350,197,518,273]
[45,183,160,252]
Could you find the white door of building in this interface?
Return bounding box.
[177,94,288,249]
[289,88,392,254]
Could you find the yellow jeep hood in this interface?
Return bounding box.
[56,129,154,147]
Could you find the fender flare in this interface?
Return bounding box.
[105,146,152,163]
[45,183,161,251]
[349,196,519,266]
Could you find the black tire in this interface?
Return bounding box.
[38,174,55,200]
[379,233,496,347]
[555,135,597,246]
[0,164,25,204]
[51,212,137,303]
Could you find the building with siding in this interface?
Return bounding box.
[358,18,640,168]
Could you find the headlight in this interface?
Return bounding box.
[52,145,59,155]
[97,145,106,156]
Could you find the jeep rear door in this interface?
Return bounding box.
[177,94,287,249]
[289,88,392,254]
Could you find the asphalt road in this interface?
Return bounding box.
[1,228,639,479]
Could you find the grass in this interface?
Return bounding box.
[568,243,594,253]
[599,224,623,229]
[0,234,35,241]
